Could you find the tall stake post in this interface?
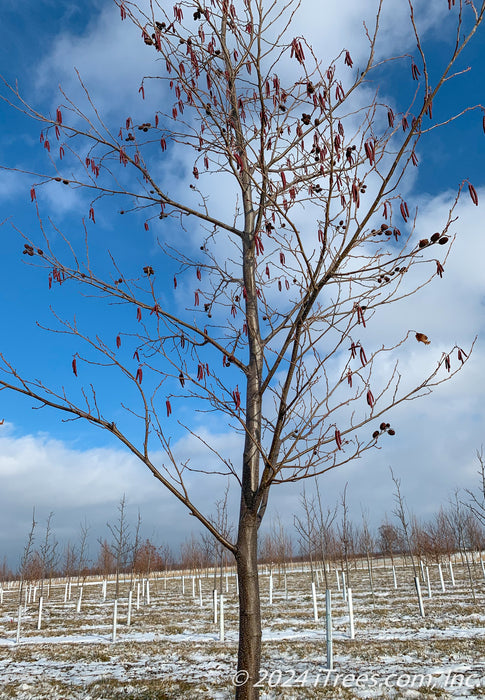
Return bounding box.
[326,589,333,671]
[414,576,425,617]
[347,588,355,639]
[311,581,318,622]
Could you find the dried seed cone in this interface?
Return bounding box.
[415,332,431,345]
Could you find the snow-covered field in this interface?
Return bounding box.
[0,560,484,699]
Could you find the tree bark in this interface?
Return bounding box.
[235,509,261,700]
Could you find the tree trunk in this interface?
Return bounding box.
[235,510,261,700]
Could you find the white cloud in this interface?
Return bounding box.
[34,5,153,120]
[0,424,154,507]
[0,421,243,567]
[290,0,448,66]
[369,187,485,349]
[0,170,29,203]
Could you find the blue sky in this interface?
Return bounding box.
[0,0,485,568]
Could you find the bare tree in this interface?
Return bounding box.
[463,513,485,554]
[314,477,338,589]
[294,486,319,581]
[265,514,293,579]
[180,533,210,574]
[465,447,485,528]
[63,541,77,582]
[429,507,456,563]
[134,538,162,576]
[202,482,234,592]
[1,0,484,695]
[337,483,355,585]
[0,557,13,584]
[76,519,90,586]
[445,491,477,602]
[104,494,133,599]
[37,512,59,597]
[96,539,116,577]
[390,467,417,575]
[129,509,143,590]
[413,517,439,563]
[378,518,403,565]
[17,509,36,606]
[158,542,175,574]
[359,509,376,601]
[410,513,426,567]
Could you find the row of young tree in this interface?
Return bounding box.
[5,454,485,587]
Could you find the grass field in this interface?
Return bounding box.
[0,559,484,699]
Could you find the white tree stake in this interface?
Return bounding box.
[37,596,43,630]
[481,560,485,579]
[219,594,224,642]
[341,571,347,602]
[269,572,273,605]
[199,578,203,607]
[76,586,83,613]
[64,583,68,603]
[182,575,185,595]
[426,566,432,598]
[192,575,195,598]
[213,589,218,624]
[112,599,118,643]
[127,590,132,627]
[414,576,425,617]
[16,606,22,644]
[136,582,140,610]
[311,581,318,621]
[146,580,150,605]
[102,579,107,601]
[347,587,355,639]
[335,569,340,591]
[325,589,333,670]
[392,565,397,589]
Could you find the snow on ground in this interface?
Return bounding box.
[0,560,484,698]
